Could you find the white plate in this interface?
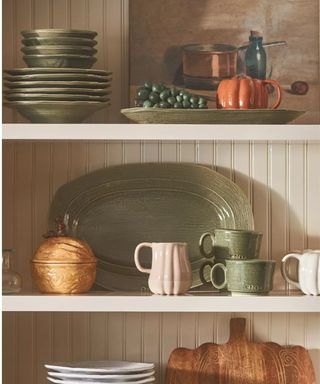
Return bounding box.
[47,371,155,381]
[45,361,155,374]
[47,377,155,384]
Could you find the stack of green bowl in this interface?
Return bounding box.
[3,29,112,123]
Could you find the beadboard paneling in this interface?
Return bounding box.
[2,0,129,123]
[3,312,320,384]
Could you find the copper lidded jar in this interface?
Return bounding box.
[31,217,97,294]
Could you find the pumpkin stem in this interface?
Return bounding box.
[43,216,67,238]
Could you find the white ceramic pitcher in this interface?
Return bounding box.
[134,242,192,295]
[281,250,320,295]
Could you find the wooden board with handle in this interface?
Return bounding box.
[165,318,315,384]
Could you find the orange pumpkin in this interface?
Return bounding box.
[216,75,282,110]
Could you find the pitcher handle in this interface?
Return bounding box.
[281,253,301,289]
[134,242,152,274]
[263,79,282,109]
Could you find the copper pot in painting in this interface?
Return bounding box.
[182,44,238,90]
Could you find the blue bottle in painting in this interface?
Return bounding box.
[245,31,267,80]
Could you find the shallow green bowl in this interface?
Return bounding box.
[23,54,97,68]
[21,45,97,56]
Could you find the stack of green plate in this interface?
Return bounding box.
[3,68,112,123]
[21,29,98,68]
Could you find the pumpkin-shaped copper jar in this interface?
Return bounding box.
[31,217,97,294]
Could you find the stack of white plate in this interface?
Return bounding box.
[45,361,155,384]
[21,29,98,69]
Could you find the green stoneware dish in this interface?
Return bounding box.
[4,87,110,95]
[5,93,111,102]
[21,45,97,56]
[22,37,98,47]
[4,73,110,82]
[48,163,254,291]
[21,29,97,39]
[210,259,276,295]
[23,54,97,68]
[3,101,111,123]
[121,107,304,125]
[4,68,111,76]
[4,80,111,89]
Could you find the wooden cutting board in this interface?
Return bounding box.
[165,318,315,384]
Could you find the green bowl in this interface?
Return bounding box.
[23,54,97,68]
[22,37,97,47]
[4,101,110,123]
[21,45,97,56]
[21,29,97,39]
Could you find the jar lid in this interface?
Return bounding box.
[32,236,97,264]
[32,217,96,264]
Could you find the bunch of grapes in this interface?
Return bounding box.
[135,81,208,109]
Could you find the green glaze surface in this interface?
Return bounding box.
[121,107,304,125]
[22,36,98,47]
[4,87,110,95]
[21,45,97,56]
[200,228,262,259]
[4,73,110,82]
[211,259,276,294]
[4,80,111,89]
[5,93,110,102]
[49,163,254,291]
[23,54,97,68]
[21,29,97,39]
[3,101,110,123]
[4,68,111,76]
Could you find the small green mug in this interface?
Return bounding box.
[210,259,275,295]
[199,228,262,260]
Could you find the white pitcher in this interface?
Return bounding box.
[134,242,192,295]
[281,250,320,295]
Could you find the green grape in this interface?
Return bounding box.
[167,96,176,106]
[144,80,153,90]
[160,90,171,101]
[190,103,199,109]
[149,92,160,103]
[137,88,150,101]
[159,101,170,108]
[183,94,190,101]
[152,83,163,93]
[198,96,207,105]
[174,102,183,109]
[182,100,191,108]
[170,87,179,97]
[176,95,183,103]
[143,100,153,108]
[190,96,199,104]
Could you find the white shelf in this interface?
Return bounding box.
[2,124,320,141]
[3,291,319,312]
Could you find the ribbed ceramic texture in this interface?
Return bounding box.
[5,93,110,102]
[21,29,98,39]
[49,163,254,291]
[4,68,111,75]
[4,81,111,89]
[166,318,316,384]
[22,37,98,47]
[23,54,97,68]
[3,101,111,123]
[4,73,110,82]
[4,88,110,95]
[121,107,304,125]
[21,45,97,56]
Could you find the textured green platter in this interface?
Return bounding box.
[5,93,110,102]
[121,107,304,125]
[4,87,110,95]
[21,45,97,56]
[49,163,254,291]
[5,73,110,82]
[3,101,110,123]
[4,80,111,89]
[4,68,111,76]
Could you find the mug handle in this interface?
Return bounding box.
[262,79,282,109]
[199,232,215,259]
[199,260,214,284]
[134,243,152,274]
[281,253,301,289]
[210,263,227,290]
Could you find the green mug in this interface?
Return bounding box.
[210,259,275,295]
[199,228,262,260]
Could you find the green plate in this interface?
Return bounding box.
[49,163,254,291]
[23,54,97,68]
[5,73,111,82]
[22,36,97,47]
[3,101,110,123]
[21,29,97,39]
[4,68,111,76]
[4,87,110,95]
[121,107,305,125]
[4,80,111,89]
[4,92,111,102]
[21,45,97,56]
